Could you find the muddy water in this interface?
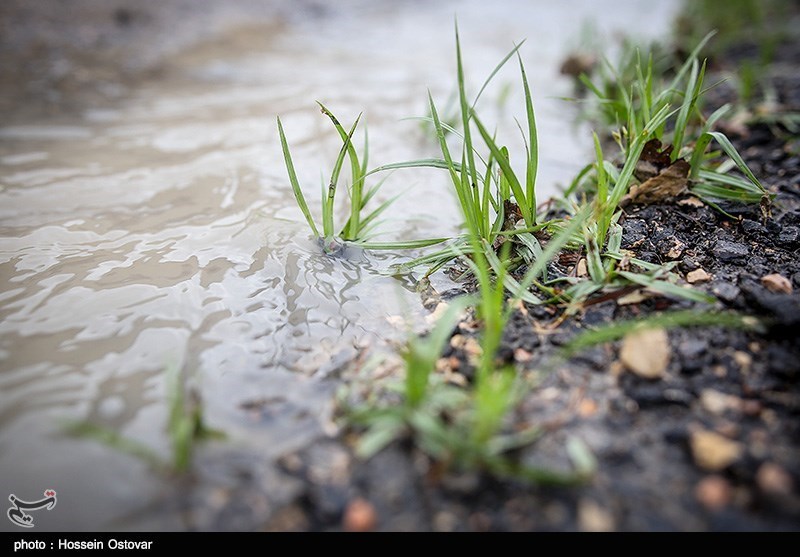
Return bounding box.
[0,0,680,530]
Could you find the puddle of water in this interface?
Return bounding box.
[0,0,681,530]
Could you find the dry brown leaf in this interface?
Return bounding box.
[624,159,690,205]
[640,138,675,170]
[623,139,690,206]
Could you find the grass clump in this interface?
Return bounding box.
[65,364,223,475]
[278,103,448,254]
[342,236,595,484]
[569,32,771,228]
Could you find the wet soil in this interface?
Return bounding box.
[268,34,800,532]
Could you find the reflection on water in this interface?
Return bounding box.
[0,0,680,530]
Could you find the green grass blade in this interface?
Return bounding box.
[518,52,538,225]
[354,238,450,250]
[673,59,707,158]
[690,181,763,203]
[317,102,364,240]
[365,158,463,177]
[562,309,762,357]
[514,204,591,298]
[472,41,526,110]
[471,111,532,226]
[706,131,766,193]
[64,422,164,470]
[617,270,715,303]
[454,22,480,196]
[277,117,320,237]
[668,30,716,93]
[324,116,360,238]
[405,295,473,407]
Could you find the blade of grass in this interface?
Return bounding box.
[518,51,538,225]
[706,131,767,193]
[354,238,450,250]
[471,111,532,227]
[562,310,763,357]
[277,117,320,237]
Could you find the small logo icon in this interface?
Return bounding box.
[7,490,57,528]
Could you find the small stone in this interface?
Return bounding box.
[733,351,752,371]
[577,499,615,532]
[463,337,483,364]
[665,239,685,259]
[695,475,732,511]
[468,512,492,532]
[700,389,742,415]
[713,240,749,262]
[678,196,704,208]
[742,399,762,417]
[576,258,588,277]
[686,268,712,284]
[711,281,740,303]
[609,360,625,378]
[760,273,793,294]
[678,338,707,359]
[386,315,407,328]
[741,219,765,235]
[680,256,701,272]
[343,498,377,532]
[690,429,743,471]
[619,328,670,379]
[425,302,451,325]
[778,225,799,246]
[514,348,533,363]
[433,511,458,532]
[578,398,598,418]
[756,462,794,495]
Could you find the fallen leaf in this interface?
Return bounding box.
[760,273,793,294]
[639,138,675,170]
[623,139,690,205]
[619,327,670,379]
[624,159,690,205]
